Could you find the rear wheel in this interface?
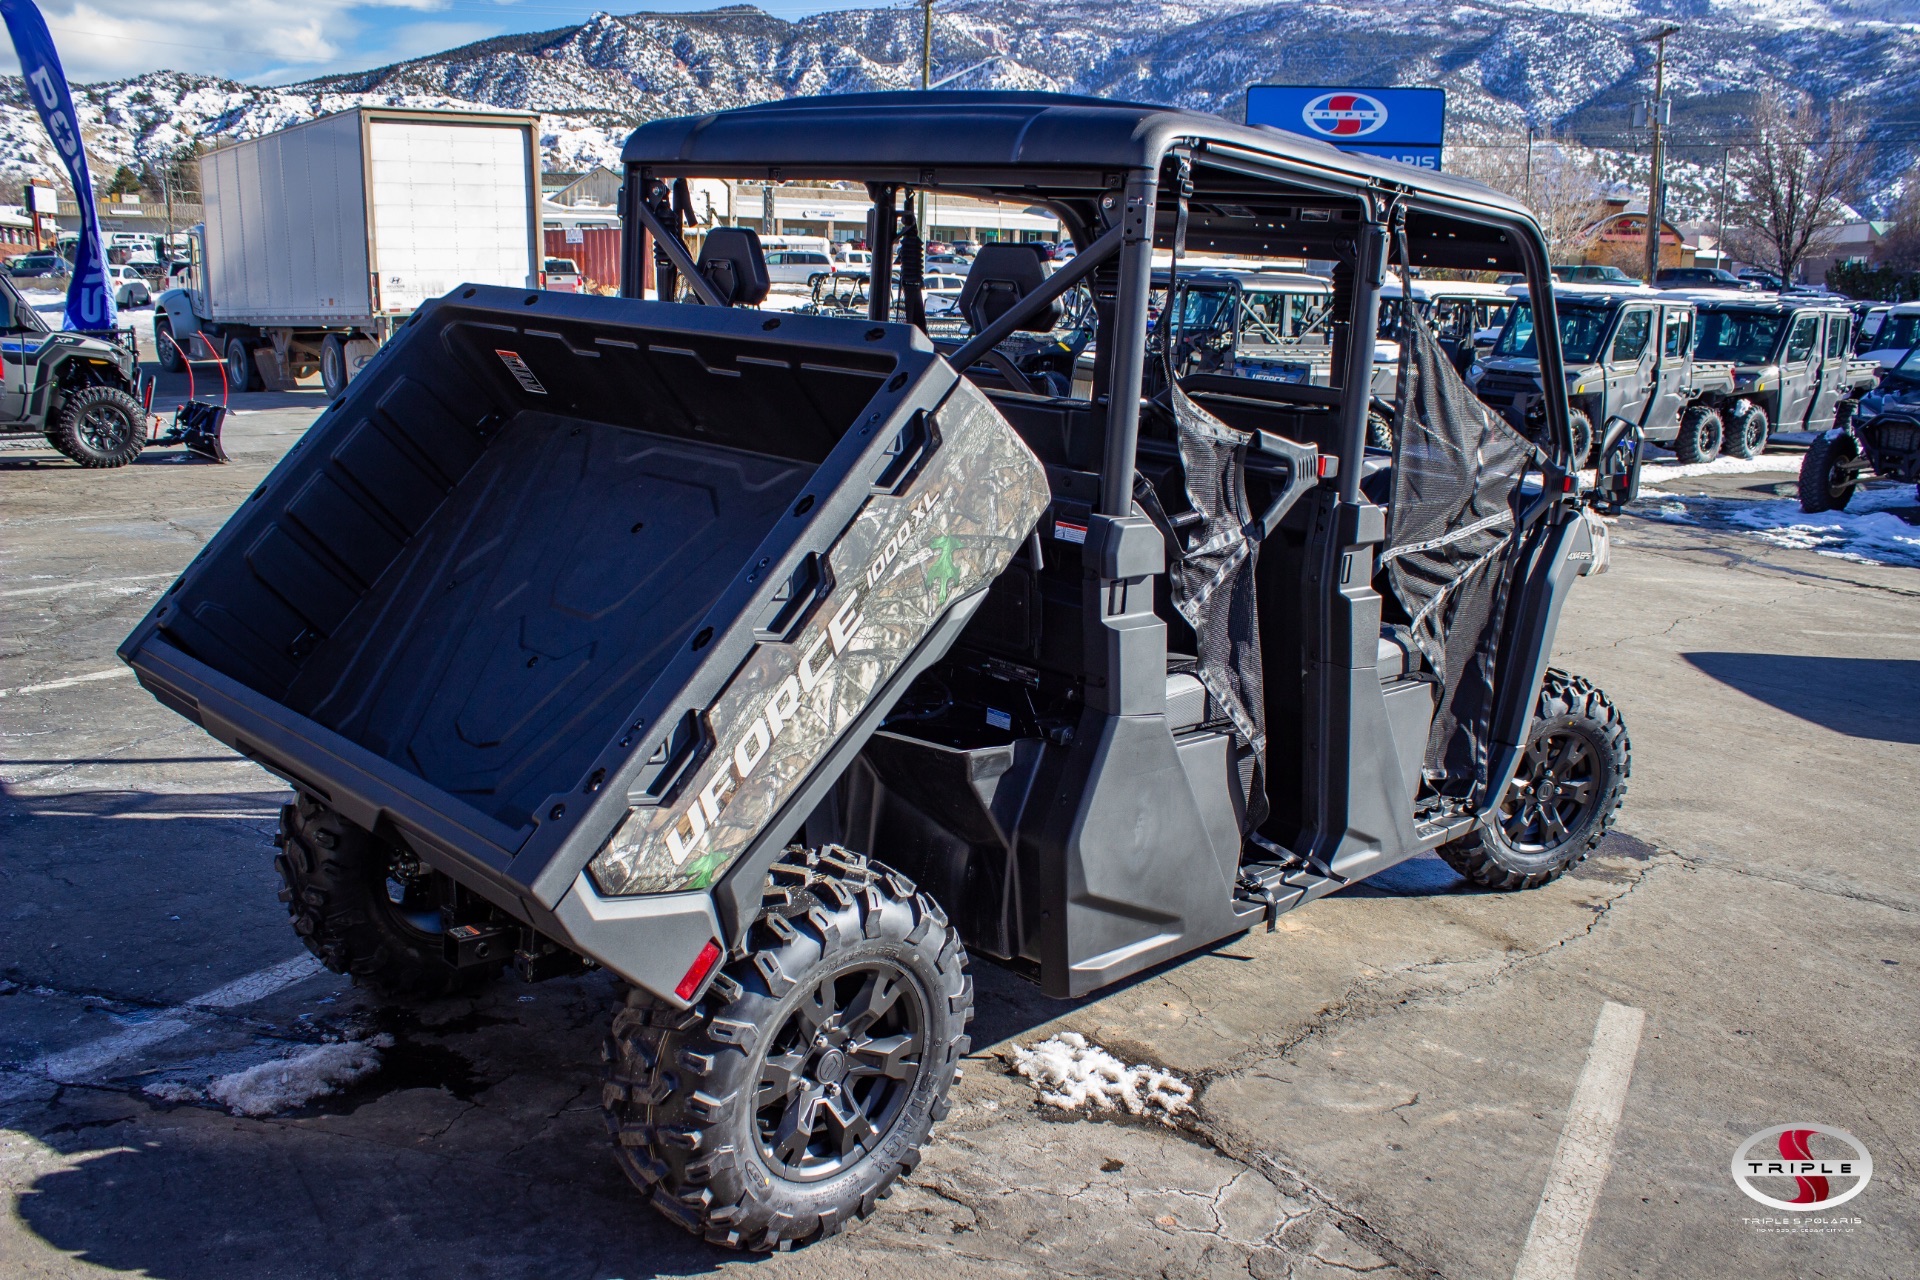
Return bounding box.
[1367,409,1393,451]
[275,795,499,998]
[1437,670,1630,891]
[602,846,971,1251]
[1798,430,1860,513]
[321,334,350,399]
[1672,406,1724,464]
[49,386,145,468]
[225,334,263,392]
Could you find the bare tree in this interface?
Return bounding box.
[1726,91,1871,284]
[1451,129,1608,261]
[1879,181,1920,275]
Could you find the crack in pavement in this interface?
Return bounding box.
[1664,849,1917,915]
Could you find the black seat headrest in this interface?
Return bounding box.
[958,243,1058,334]
[696,227,770,306]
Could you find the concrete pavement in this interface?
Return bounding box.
[2,380,1915,1278]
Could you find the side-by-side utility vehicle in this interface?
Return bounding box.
[1676,292,1878,457]
[1471,283,1734,463]
[121,92,1635,1251]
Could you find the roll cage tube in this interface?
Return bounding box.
[1103,167,1160,517]
[627,173,728,308]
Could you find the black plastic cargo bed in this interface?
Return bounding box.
[121,285,1048,990]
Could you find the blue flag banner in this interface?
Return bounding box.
[2,0,115,331]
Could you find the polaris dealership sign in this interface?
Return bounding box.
[1245,85,1446,171]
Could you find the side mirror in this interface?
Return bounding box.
[1592,415,1642,514]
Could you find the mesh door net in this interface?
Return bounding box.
[1381,273,1534,802]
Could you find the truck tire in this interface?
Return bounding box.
[602,845,972,1251]
[1566,408,1595,468]
[1437,669,1630,891]
[49,385,145,468]
[1722,404,1769,460]
[1797,430,1860,513]
[225,335,264,392]
[274,795,500,997]
[154,317,186,373]
[321,334,350,399]
[1672,406,1723,464]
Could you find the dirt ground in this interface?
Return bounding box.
[3,365,1915,1279]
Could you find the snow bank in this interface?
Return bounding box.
[205,1035,391,1117]
[1010,1031,1192,1122]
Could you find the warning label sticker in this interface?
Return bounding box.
[495,349,547,395]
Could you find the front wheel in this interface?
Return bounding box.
[49,385,145,468]
[1724,403,1770,460]
[602,846,972,1251]
[1798,430,1860,513]
[1437,669,1630,891]
[1367,409,1393,451]
[1566,408,1595,468]
[154,317,186,373]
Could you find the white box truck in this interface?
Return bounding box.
[154,107,543,397]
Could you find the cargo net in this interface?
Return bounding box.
[1136,379,1269,831]
[1381,268,1536,802]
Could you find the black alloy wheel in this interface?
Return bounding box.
[754,961,928,1181]
[1498,724,1602,853]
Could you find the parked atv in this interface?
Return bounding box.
[0,273,147,467]
[1800,345,1920,511]
[1678,291,1878,460]
[122,91,1634,1252]
[1471,283,1734,463]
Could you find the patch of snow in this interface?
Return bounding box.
[1640,454,1802,482]
[205,1034,391,1117]
[1010,1031,1193,1123]
[1722,484,1920,568]
[141,1079,205,1103]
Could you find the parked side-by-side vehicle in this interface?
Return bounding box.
[122,92,1635,1252]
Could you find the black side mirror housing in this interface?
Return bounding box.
[1592,414,1642,514]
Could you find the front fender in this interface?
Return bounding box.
[155,290,207,351]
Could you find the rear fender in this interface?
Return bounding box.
[1481,508,1584,809]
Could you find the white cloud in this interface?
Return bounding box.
[0,0,463,83]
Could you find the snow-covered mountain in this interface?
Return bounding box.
[3,0,1915,215]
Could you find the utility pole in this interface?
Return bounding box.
[1638,25,1679,283]
[1716,144,1731,274]
[1524,125,1535,208]
[922,0,933,90]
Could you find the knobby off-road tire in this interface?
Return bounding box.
[1566,408,1595,469]
[1438,669,1630,891]
[602,846,973,1251]
[1722,403,1770,460]
[49,385,144,468]
[1672,406,1724,465]
[274,795,496,998]
[1367,409,1393,452]
[1798,430,1860,513]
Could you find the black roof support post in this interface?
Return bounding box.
[866,184,898,324]
[1101,166,1159,517]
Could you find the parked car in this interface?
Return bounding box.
[1738,270,1785,292]
[836,248,874,269]
[7,253,70,279]
[1551,263,1646,288]
[1654,266,1747,289]
[542,257,584,293]
[765,247,835,286]
[103,263,152,307]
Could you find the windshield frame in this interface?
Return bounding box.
[1494,299,1615,365]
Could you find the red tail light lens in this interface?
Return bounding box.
[674,939,723,1002]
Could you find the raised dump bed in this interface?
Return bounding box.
[120,283,1048,944]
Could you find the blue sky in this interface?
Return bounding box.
[3,0,897,85]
